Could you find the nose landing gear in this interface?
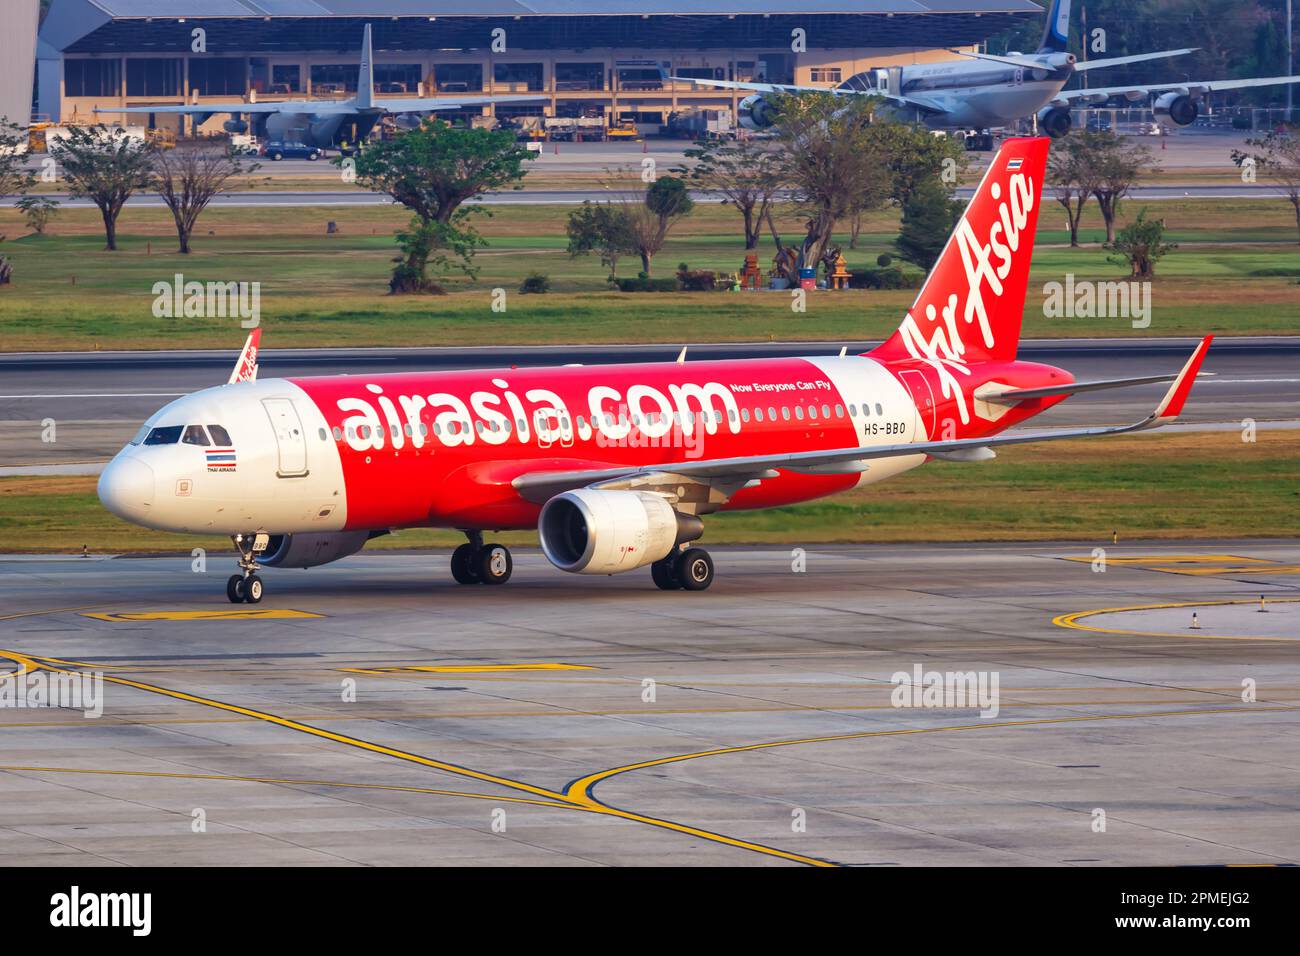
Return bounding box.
[227,532,270,603]
[450,530,513,586]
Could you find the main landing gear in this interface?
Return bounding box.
[651,546,715,592]
[450,531,513,586]
[227,532,269,604]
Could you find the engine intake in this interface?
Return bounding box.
[1036,106,1072,139]
[539,489,703,575]
[261,531,371,569]
[1153,92,1199,129]
[738,94,774,130]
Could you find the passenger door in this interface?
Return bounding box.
[262,398,309,477]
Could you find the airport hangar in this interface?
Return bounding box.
[34,0,1042,135]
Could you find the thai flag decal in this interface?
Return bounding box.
[206,448,236,472]
[1006,158,1023,170]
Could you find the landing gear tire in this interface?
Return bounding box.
[450,543,481,584]
[244,574,264,604]
[674,548,714,591]
[651,557,680,590]
[478,543,513,585]
[226,574,245,603]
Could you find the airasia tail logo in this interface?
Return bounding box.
[895,168,1035,425]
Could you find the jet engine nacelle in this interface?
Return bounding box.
[1037,106,1072,139]
[738,94,775,130]
[264,112,310,141]
[261,531,370,569]
[1153,91,1199,129]
[538,489,704,575]
[223,119,249,134]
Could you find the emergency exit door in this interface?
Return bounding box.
[262,398,309,477]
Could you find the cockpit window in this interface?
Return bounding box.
[143,425,184,445]
[208,424,232,446]
[182,425,211,447]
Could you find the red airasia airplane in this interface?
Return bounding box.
[98,137,1210,602]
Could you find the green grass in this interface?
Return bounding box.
[1,199,1297,350]
[5,432,1294,554]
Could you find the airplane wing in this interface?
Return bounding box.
[96,101,356,116]
[374,94,548,112]
[1071,48,1198,72]
[1055,74,1300,105]
[977,370,1212,404]
[669,76,943,113]
[512,336,1212,505]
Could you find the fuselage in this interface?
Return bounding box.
[98,352,1070,538]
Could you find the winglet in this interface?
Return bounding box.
[1150,335,1212,424]
[228,328,261,384]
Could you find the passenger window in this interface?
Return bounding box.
[208,424,233,445]
[144,425,184,445]
[835,404,844,418]
[740,408,750,423]
[332,427,342,441]
[769,407,778,420]
[781,407,791,421]
[849,404,858,417]
[754,407,763,422]
[822,404,831,419]
[795,406,805,420]
[182,424,210,446]
[875,403,883,415]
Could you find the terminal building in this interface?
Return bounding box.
[34,0,1042,134]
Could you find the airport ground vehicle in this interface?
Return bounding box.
[98,136,1211,601]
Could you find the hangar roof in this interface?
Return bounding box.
[41,0,1043,55]
[78,1,1041,14]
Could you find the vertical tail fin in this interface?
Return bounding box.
[873,136,1050,365]
[228,328,261,384]
[355,23,375,110]
[1036,0,1071,54]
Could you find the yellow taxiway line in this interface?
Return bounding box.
[1054,598,1300,643]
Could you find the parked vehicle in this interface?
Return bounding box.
[262,141,323,161]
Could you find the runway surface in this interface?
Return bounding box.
[2,337,1296,468]
[2,541,1298,866]
[4,183,1288,209]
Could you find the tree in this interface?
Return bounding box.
[603,174,695,276]
[676,137,783,249]
[1090,131,1154,245]
[15,195,60,235]
[1048,133,1104,247]
[566,201,637,277]
[0,117,35,202]
[1107,208,1177,278]
[341,119,534,292]
[894,176,960,270]
[1233,129,1300,243]
[153,145,258,254]
[50,125,155,251]
[768,92,892,271]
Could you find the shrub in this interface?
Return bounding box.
[676,267,718,291]
[611,275,680,292]
[876,253,892,267]
[848,266,923,290]
[519,272,550,294]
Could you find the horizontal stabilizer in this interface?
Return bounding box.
[979,370,1213,404]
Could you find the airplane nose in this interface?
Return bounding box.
[98,456,156,523]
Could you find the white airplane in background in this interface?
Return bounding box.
[676,0,1300,138]
[97,24,544,149]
